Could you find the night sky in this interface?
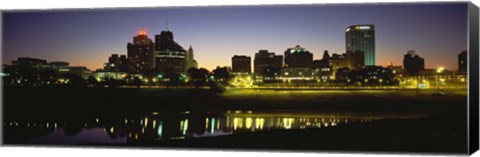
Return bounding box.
[2,3,468,71]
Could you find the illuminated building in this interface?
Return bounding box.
[154,30,187,73]
[335,67,351,82]
[232,55,251,75]
[185,46,198,71]
[49,61,69,69]
[312,50,333,82]
[345,24,375,66]
[347,66,397,86]
[253,50,283,80]
[386,62,405,77]
[279,67,314,81]
[458,50,467,73]
[104,54,128,72]
[284,45,313,68]
[68,66,93,79]
[403,50,425,76]
[49,61,69,72]
[127,30,155,74]
[11,57,49,69]
[94,70,127,81]
[313,62,332,82]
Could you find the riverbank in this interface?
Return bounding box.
[4,87,467,121]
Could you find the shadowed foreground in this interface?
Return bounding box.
[3,87,468,154]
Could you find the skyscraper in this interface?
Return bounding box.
[232,55,251,74]
[345,24,375,66]
[154,30,187,73]
[127,30,155,74]
[185,46,198,71]
[403,50,425,75]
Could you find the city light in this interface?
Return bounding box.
[436,67,445,73]
[138,29,147,36]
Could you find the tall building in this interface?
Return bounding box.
[185,46,198,70]
[127,30,155,74]
[345,24,375,66]
[104,54,128,72]
[458,50,467,73]
[154,30,187,73]
[322,50,331,63]
[232,55,251,74]
[253,50,283,75]
[403,50,425,75]
[284,45,313,68]
[345,50,365,70]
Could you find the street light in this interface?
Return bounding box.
[436,67,445,73]
[435,66,445,91]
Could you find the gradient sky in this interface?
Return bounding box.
[2,3,468,71]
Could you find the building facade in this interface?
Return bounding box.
[284,45,313,68]
[345,25,375,66]
[232,55,251,74]
[68,66,93,79]
[12,57,49,69]
[154,30,187,73]
[345,50,365,70]
[127,30,155,74]
[279,67,314,82]
[104,54,128,72]
[254,50,283,76]
[403,50,425,76]
[330,53,347,70]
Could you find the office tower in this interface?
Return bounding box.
[127,30,155,74]
[284,45,313,68]
[232,55,251,74]
[154,30,187,73]
[345,24,375,66]
[403,50,425,75]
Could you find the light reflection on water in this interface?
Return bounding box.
[4,110,424,145]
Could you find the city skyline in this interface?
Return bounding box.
[2,3,468,71]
